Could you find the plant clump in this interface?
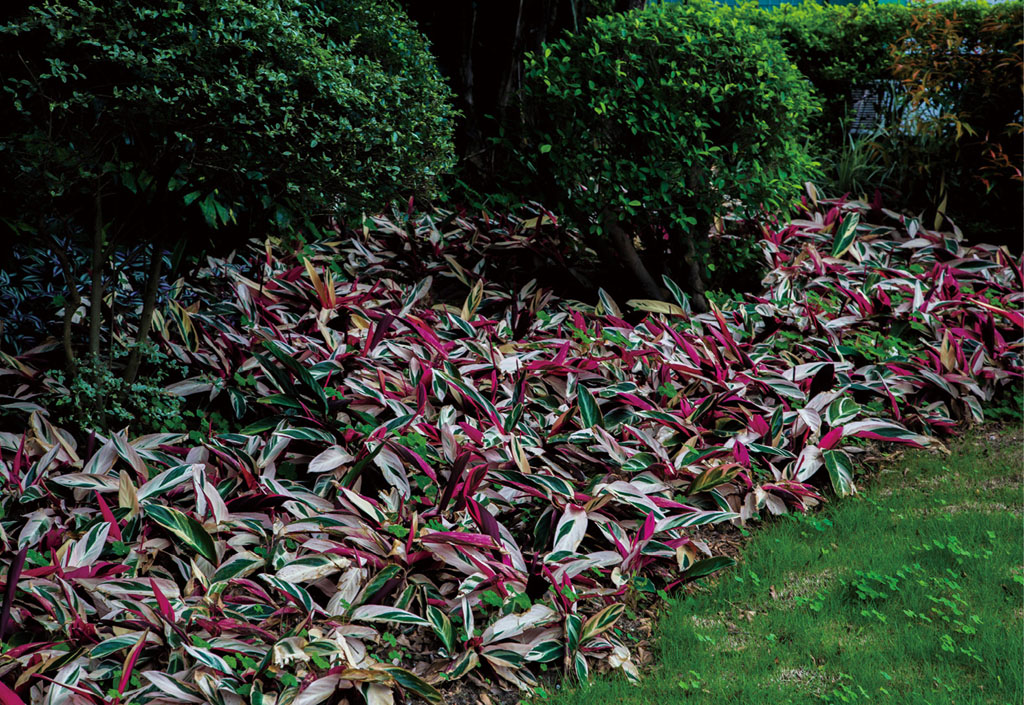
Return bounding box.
[0,192,1020,703]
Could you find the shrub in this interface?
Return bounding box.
[754,1,911,148]
[888,0,1023,241]
[0,0,455,381]
[44,346,189,435]
[0,0,454,224]
[756,0,1023,244]
[519,0,816,309]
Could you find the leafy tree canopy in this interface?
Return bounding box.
[0,0,456,236]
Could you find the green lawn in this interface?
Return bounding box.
[542,428,1023,705]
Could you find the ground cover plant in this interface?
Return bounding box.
[542,427,1023,705]
[0,189,1020,703]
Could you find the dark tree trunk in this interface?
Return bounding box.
[602,211,663,300]
[675,224,709,314]
[47,232,81,373]
[672,168,711,313]
[123,244,164,385]
[88,185,105,359]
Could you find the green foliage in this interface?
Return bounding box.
[44,345,222,436]
[0,0,455,235]
[826,125,893,200]
[984,385,1024,423]
[756,0,1023,242]
[519,0,816,244]
[751,1,910,147]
